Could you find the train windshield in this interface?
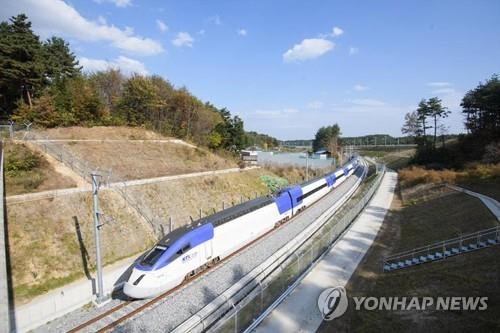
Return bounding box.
[140,245,168,267]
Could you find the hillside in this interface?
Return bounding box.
[319,184,500,332]
[4,142,77,196]
[3,126,300,303]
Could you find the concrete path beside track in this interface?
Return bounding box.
[447,184,500,222]
[14,255,136,333]
[254,170,398,333]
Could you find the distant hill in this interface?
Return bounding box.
[281,134,459,148]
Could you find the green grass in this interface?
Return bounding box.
[3,141,76,195]
[458,179,500,202]
[318,185,500,333]
[14,272,83,301]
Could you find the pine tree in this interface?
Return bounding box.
[43,36,81,80]
[0,14,45,114]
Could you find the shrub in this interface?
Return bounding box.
[4,145,41,175]
[482,142,500,164]
[399,164,500,188]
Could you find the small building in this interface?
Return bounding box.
[313,149,332,159]
[240,150,258,164]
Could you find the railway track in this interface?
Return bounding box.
[67,165,366,333]
[67,212,295,332]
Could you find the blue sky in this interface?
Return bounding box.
[2,0,500,140]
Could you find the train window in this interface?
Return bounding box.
[140,245,167,267]
[177,244,191,255]
[297,183,328,201]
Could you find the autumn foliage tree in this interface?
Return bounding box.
[4,14,248,151]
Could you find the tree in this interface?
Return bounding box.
[116,75,164,126]
[90,69,126,111]
[166,89,200,139]
[211,107,246,151]
[427,97,450,149]
[43,36,80,80]
[416,99,433,142]
[312,124,341,153]
[401,110,422,137]
[461,75,500,140]
[0,14,45,113]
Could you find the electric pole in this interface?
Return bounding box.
[91,173,105,304]
[305,151,309,181]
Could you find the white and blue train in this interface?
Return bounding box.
[123,158,360,298]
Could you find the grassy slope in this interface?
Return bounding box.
[60,141,237,180]
[318,185,500,333]
[359,148,415,170]
[4,141,76,196]
[7,189,155,304]
[4,127,365,303]
[6,168,288,303]
[128,168,276,229]
[35,126,167,140]
[458,180,500,202]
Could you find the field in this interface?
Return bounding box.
[318,184,500,332]
[3,141,77,196]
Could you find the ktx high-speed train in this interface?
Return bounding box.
[124,158,360,298]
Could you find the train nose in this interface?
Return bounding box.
[123,281,150,299]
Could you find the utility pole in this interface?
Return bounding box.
[305,151,309,181]
[91,173,105,305]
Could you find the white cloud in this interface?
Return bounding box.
[354,84,368,91]
[198,29,205,35]
[238,29,247,36]
[351,99,386,107]
[156,19,168,33]
[307,101,324,109]
[79,56,148,75]
[94,0,132,8]
[283,108,299,113]
[97,15,107,25]
[283,38,334,63]
[331,26,343,37]
[427,82,451,87]
[349,47,359,55]
[172,32,194,47]
[1,0,163,56]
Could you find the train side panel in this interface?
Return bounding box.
[212,203,283,259]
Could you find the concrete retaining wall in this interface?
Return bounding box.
[0,141,12,332]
